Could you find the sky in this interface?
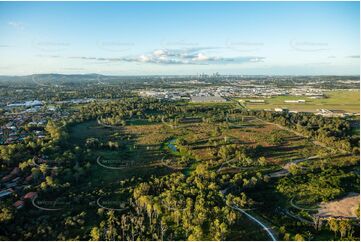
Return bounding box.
[0,1,359,75]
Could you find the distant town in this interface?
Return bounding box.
[0,74,359,146]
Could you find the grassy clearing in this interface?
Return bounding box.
[242,90,360,113]
[69,115,325,173]
[316,193,360,218]
[69,120,169,185]
[126,119,156,126]
[69,120,117,144]
[177,115,322,166]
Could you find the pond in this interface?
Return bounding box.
[167,138,178,152]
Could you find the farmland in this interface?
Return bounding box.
[242,90,360,113]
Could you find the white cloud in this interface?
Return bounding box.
[130,48,265,65]
[8,21,25,30]
[44,47,265,66]
[153,49,167,57]
[139,55,150,62]
[193,53,209,61]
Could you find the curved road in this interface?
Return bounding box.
[221,188,277,241]
[230,204,277,241]
[289,197,319,211]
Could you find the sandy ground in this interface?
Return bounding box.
[316,193,360,218]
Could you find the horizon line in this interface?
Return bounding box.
[0,73,360,77]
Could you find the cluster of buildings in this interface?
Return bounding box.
[139,90,190,101]
[6,100,44,108]
[0,165,38,210]
[0,112,52,145]
[0,115,47,144]
[0,156,58,209]
[6,98,94,108]
[54,98,95,105]
[271,107,354,117]
[288,88,324,98]
[139,87,230,102]
[190,96,226,103]
[315,109,352,118]
[284,100,306,104]
[138,85,326,101]
[0,100,71,145]
[0,155,63,209]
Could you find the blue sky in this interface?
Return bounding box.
[0,1,359,75]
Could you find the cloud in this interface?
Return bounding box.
[347,55,360,59]
[128,47,265,65]
[43,47,265,65]
[193,53,209,61]
[8,21,24,30]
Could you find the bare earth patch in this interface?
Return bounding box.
[316,193,360,218]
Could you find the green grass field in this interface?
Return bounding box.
[242,90,360,113]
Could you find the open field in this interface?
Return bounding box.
[316,193,360,218]
[69,120,171,183]
[175,115,322,166]
[242,90,360,113]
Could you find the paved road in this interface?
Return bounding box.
[230,204,277,241]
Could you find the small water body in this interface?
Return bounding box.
[167,138,178,152]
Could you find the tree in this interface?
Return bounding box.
[90,227,100,241]
[338,219,352,239]
[212,219,228,240]
[0,207,13,223]
[233,193,248,207]
[283,233,291,241]
[289,163,301,175]
[294,233,305,241]
[45,176,55,187]
[218,146,230,161]
[39,163,48,177]
[40,181,48,190]
[328,218,339,237]
[105,210,118,240]
[19,159,31,170]
[45,120,62,141]
[188,225,203,241]
[195,164,208,177]
[258,156,267,166]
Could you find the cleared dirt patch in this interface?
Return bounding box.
[316,193,360,218]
